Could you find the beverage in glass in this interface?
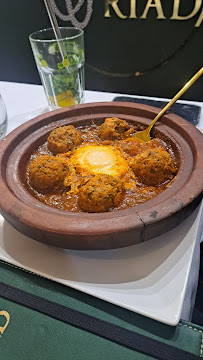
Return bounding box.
[30,27,85,110]
[0,95,7,140]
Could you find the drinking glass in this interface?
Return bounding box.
[29,27,85,110]
[0,95,8,140]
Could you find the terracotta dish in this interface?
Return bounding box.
[0,102,202,250]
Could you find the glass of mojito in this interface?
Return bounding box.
[30,27,85,110]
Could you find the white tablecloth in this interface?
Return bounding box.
[0,81,202,323]
[0,81,203,132]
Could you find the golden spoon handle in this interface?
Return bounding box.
[148,67,203,132]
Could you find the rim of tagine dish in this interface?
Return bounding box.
[0,102,202,250]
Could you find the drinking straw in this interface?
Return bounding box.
[43,0,66,60]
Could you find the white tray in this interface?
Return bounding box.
[0,202,202,326]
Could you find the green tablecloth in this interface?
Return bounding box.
[0,261,203,359]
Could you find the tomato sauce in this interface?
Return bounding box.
[26,123,177,212]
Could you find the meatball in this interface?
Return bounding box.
[78,174,125,212]
[98,118,130,140]
[28,155,69,192]
[120,137,165,157]
[48,125,82,154]
[132,149,177,186]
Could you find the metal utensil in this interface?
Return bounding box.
[133,67,203,142]
[43,0,66,61]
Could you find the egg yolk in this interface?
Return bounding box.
[70,145,129,177]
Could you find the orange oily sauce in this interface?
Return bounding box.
[26,123,176,212]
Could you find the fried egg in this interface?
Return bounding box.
[70,145,129,177]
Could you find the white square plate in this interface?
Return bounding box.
[0,202,202,326]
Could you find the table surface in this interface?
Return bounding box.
[0,81,202,326]
[0,81,203,131]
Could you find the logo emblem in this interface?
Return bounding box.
[50,0,93,28]
[0,311,10,336]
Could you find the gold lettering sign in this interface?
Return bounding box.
[140,0,166,19]
[171,0,202,20]
[103,0,203,27]
[195,8,203,26]
[104,0,127,18]
[129,0,137,18]
[0,311,10,336]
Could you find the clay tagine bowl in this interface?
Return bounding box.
[0,102,202,250]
